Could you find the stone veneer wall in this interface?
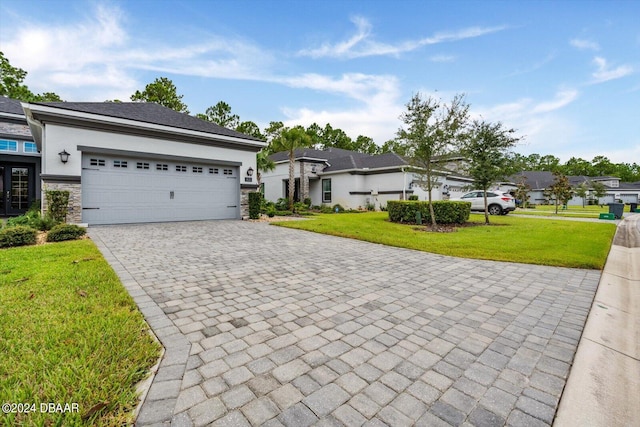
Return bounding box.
[41,181,82,224]
[240,187,257,219]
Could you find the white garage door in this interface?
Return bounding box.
[82,154,239,225]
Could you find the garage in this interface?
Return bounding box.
[21,101,265,225]
[82,153,239,225]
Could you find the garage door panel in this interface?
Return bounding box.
[82,154,239,224]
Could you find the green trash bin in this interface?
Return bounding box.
[608,203,624,219]
[630,203,638,212]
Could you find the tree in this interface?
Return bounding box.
[256,149,275,188]
[270,126,312,209]
[1,51,63,102]
[380,138,409,156]
[562,157,593,176]
[591,181,607,205]
[547,173,573,214]
[513,177,531,209]
[460,119,520,224]
[591,156,616,177]
[574,182,589,208]
[397,93,469,227]
[236,120,265,140]
[354,135,380,154]
[197,101,239,128]
[130,77,189,113]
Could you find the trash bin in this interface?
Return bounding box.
[416,211,422,225]
[630,203,638,213]
[608,203,624,219]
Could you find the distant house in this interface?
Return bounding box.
[262,148,473,209]
[1,96,265,224]
[500,171,640,205]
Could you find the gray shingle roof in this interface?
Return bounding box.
[34,101,264,142]
[511,171,640,190]
[269,148,409,172]
[0,96,26,116]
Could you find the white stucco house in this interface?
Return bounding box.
[500,171,640,206]
[262,148,474,209]
[1,96,266,224]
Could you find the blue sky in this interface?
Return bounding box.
[1,0,638,163]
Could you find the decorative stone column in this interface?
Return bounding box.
[240,185,259,219]
[41,178,82,224]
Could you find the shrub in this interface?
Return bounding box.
[275,198,289,211]
[266,206,276,218]
[274,210,293,216]
[248,192,262,219]
[293,202,307,213]
[365,202,376,211]
[332,204,345,213]
[46,224,86,242]
[46,190,70,223]
[0,226,37,248]
[319,204,333,214]
[6,210,56,231]
[303,197,312,207]
[387,200,471,225]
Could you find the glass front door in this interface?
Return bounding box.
[1,165,33,216]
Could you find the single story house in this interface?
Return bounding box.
[1,96,266,224]
[262,148,474,209]
[500,171,640,205]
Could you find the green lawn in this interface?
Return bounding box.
[512,204,612,218]
[274,212,616,269]
[0,240,161,426]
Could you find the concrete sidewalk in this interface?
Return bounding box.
[554,214,640,426]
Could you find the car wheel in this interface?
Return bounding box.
[488,204,503,215]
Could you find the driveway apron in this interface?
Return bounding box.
[89,221,601,427]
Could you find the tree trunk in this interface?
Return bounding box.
[427,169,436,227]
[484,192,490,224]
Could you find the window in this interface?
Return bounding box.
[176,165,187,172]
[23,142,38,153]
[193,166,203,173]
[156,163,168,171]
[209,168,219,174]
[90,158,106,167]
[136,162,150,169]
[322,179,332,203]
[113,160,128,168]
[0,140,18,152]
[223,169,233,175]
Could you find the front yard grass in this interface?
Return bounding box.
[274,212,616,269]
[512,204,610,218]
[0,240,161,426]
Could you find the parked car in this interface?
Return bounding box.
[454,190,516,215]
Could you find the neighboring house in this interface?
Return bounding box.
[262,148,474,209]
[1,96,266,224]
[0,97,41,217]
[501,171,640,205]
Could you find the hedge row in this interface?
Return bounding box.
[387,200,471,225]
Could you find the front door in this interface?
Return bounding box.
[1,165,34,216]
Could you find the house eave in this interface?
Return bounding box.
[21,103,266,152]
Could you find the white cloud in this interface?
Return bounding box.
[532,89,579,113]
[569,38,600,51]
[298,16,507,59]
[0,4,275,100]
[275,73,404,143]
[591,56,634,83]
[429,55,456,63]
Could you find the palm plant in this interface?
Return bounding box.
[270,127,312,209]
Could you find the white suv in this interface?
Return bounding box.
[455,190,516,215]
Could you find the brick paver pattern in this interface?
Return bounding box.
[89,221,601,427]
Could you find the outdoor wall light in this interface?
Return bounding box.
[58,150,70,164]
[246,167,254,176]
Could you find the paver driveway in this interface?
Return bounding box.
[89,221,601,427]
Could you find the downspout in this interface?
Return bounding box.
[402,167,406,200]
